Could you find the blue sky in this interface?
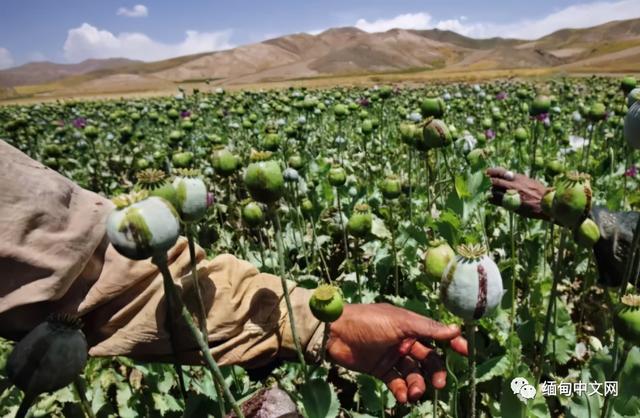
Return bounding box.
[1,0,640,69]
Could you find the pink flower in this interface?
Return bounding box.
[625,165,638,178]
[358,98,370,107]
[485,129,496,140]
[531,113,549,122]
[72,117,86,129]
[496,92,507,100]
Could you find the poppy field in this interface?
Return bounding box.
[2,76,640,418]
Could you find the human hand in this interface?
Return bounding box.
[486,167,550,220]
[326,304,467,403]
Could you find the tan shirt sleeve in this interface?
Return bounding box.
[0,139,324,368]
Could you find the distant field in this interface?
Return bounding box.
[4,66,638,106]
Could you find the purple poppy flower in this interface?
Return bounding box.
[72,117,86,129]
[485,129,496,140]
[180,110,191,118]
[531,113,549,123]
[358,98,370,107]
[496,91,508,100]
[625,165,638,178]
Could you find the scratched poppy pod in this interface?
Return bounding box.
[106,191,180,260]
[440,244,504,321]
[172,169,212,223]
[418,119,452,151]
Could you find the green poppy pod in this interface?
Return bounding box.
[211,146,240,177]
[309,285,344,322]
[244,160,285,204]
[550,172,592,228]
[347,203,372,239]
[530,95,551,116]
[613,294,640,345]
[420,97,445,118]
[423,240,455,282]
[328,165,347,187]
[418,119,452,151]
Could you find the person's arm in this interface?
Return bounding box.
[0,140,467,403]
[486,167,639,287]
[0,139,322,368]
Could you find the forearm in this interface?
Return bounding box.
[0,139,324,368]
[81,240,324,367]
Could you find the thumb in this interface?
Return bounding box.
[404,313,461,342]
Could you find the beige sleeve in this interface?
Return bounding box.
[0,139,324,368]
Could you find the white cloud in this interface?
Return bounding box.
[117,4,148,18]
[0,48,14,69]
[351,0,640,39]
[63,23,233,62]
[355,12,433,32]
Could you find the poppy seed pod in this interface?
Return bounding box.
[502,189,521,212]
[309,285,344,322]
[106,191,180,260]
[288,154,304,170]
[211,146,239,177]
[244,160,285,204]
[613,294,640,346]
[172,169,211,223]
[347,203,372,238]
[424,239,455,282]
[550,172,592,228]
[418,119,452,151]
[541,189,556,217]
[242,200,265,228]
[440,244,504,320]
[7,314,88,414]
[283,167,300,182]
[574,218,600,248]
[380,175,402,199]
[587,102,607,122]
[621,76,637,95]
[530,95,551,116]
[135,169,178,208]
[172,151,194,168]
[328,165,347,187]
[420,97,446,118]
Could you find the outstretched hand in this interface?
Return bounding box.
[486,167,550,220]
[326,304,467,404]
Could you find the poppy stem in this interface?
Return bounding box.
[153,253,244,418]
[272,207,309,379]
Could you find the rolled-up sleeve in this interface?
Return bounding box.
[0,139,324,368]
[591,206,640,287]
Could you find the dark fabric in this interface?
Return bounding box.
[592,206,640,287]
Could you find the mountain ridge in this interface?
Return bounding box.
[2,18,640,97]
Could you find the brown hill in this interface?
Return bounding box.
[3,17,640,98]
[0,58,139,87]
